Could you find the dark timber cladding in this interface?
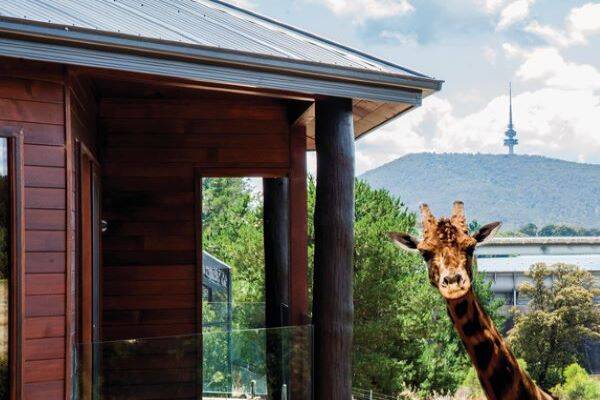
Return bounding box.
[313,98,355,400]
[0,57,67,400]
[100,90,290,399]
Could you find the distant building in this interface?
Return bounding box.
[504,83,519,155]
[478,236,600,310]
[478,236,600,373]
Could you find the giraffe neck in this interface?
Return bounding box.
[446,289,552,400]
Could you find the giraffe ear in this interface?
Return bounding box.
[388,232,420,252]
[473,221,502,245]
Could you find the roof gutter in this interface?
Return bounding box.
[0,17,443,94]
[0,36,421,104]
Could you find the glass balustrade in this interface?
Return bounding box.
[73,324,312,400]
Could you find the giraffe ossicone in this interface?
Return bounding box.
[388,201,555,400]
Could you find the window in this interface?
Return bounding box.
[0,127,23,400]
[494,291,513,306]
[0,138,9,398]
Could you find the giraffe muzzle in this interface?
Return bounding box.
[439,273,470,299]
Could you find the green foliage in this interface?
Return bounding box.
[508,263,600,390]
[338,179,502,396]
[460,367,484,399]
[202,176,504,397]
[467,220,482,235]
[360,153,600,230]
[551,363,600,400]
[519,223,539,237]
[202,178,264,303]
[459,358,529,399]
[513,223,600,237]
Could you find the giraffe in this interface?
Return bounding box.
[389,201,555,400]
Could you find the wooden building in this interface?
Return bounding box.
[0,1,442,399]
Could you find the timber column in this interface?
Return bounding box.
[313,97,355,400]
[263,177,290,399]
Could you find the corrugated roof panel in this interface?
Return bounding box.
[0,0,425,77]
[478,254,600,272]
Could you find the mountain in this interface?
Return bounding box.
[360,153,600,230]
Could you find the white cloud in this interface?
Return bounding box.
[501,42,523,58]
[310,0,414,21]
[496,0,535,30]
[356,46,600,173]
[356,88,600,173]
[379,30,418,46]
[525,3,600,47]
[515,47,600,90]
[483,45,497,64]
[224,0,256,9]
[355,100,436,173]
[475,0,508,14]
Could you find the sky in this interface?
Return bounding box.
[227,0,600,174]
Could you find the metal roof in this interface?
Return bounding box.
[0,0,438,87]
[484,237,600,246]
[477,254,600,273]
[203,251,231,271]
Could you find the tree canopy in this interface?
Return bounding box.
[508,263,600,390]
[505,223,600,237]
[201,177,503,397]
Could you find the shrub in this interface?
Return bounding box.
[457,359,529,400]
[551,363,600,400]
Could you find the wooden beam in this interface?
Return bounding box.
[312,97,355,400]
[71,66,316,102]
[263,177,290,399]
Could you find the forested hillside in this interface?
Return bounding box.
[360,153,600,230]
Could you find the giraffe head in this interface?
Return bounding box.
[389,201,501,300]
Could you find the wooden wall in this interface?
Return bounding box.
[0,58,67,399]
[99,93,290,399]
[0,59,306,399]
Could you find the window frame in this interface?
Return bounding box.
[0,126,24,400]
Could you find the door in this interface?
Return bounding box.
[79,150,101,399]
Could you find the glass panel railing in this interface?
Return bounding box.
[73,325,312,400]
[203,302,267,330]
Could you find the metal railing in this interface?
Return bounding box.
[353,388,399,400]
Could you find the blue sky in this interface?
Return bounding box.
[229,0,600,174]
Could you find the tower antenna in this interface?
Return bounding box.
[504,82,518,155]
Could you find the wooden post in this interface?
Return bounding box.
[288,124,308,327]
[288,123,310,400]
[263,177,290,399]
[313,97,355,400]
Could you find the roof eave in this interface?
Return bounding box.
[0,17,443,94]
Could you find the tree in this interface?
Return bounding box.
[311,179,503,396]
[505,223,600,237]
[551,363,600,400]
[508,263,600,390]
[203,177,503,397]
[468,220,482,235]
[202,178,265,305]
[519,223,538,237]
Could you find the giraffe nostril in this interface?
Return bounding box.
[442,274,465,287]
